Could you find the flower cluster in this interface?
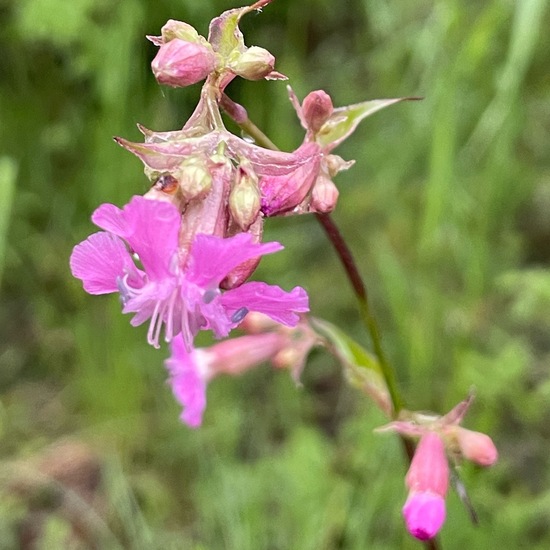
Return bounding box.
[379,395,498,540]
[70,0,392,424]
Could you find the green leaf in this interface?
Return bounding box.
[311,318,392,417]
[317,97,421,150]
[0,157,17,289]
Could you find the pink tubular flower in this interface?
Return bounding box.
[377,394,497,540]
[165,331,287,427]
[165,313,321,427]
[403,432,449,541]
[70,196,309,349]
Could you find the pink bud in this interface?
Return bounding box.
[151,39,217,87]
[229,46,275,80]
[454,427,498,466]
[302,90,334,134]
[403,491,446,541]
[229,162,261,230]
[403,433,449,540]
[406,433,449,496]
[310,174,339,213]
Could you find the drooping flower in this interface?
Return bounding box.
[403,432,449,540]
[377,394,498,540]
[70,196,309,349]
[165,313,320,427]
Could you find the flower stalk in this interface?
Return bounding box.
[220,99,444,550]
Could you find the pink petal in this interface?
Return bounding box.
[406,433,449,496]
[91,203,128,237]
[221,282,309,326]
[187,233,282,287]
[226,139,319,178]
[403,492,446,541]
[259,149,321,216]
[70,232,134,294]
[93,196,180,281]
[165,336,208,428]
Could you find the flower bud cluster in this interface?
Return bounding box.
[148,6,285,90]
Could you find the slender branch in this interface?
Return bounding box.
[314,214,404,413]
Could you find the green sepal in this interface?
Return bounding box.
[317,97,421,150]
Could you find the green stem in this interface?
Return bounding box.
[314,213,404,414]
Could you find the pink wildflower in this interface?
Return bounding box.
[165,331,286,427]
[70,196,308,349]
[403,433,449,541]
[165,313,321,427]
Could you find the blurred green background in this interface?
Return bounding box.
[1,0,550,548]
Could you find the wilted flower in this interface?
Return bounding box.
[165,313,320,427]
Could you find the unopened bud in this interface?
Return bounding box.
[229,46,275,80]
[179,159,212,200]
[151,39,217,88]
[302,90,334,133]
[311,174,339,213]
[229,163,261,230]
[403,432,449,541]
[159,20,201,43]
[454,427,498,466]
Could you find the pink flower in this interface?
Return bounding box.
[377,394,497,540]
[165,331,287,427]
[403,432,449,540]
[165,313,321,427]
[70,196,308,349]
